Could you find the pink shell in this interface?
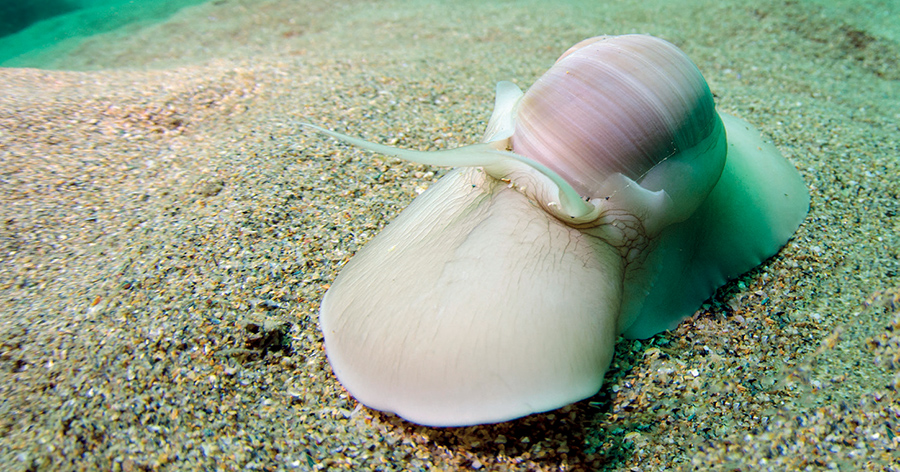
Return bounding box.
[510,35,718,197]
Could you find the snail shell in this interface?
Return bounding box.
[512,35,718,198]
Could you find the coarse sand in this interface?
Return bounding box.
[1,0,898,470]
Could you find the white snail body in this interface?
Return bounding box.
[306,34,809,426]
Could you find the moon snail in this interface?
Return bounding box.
[304,34,809,427]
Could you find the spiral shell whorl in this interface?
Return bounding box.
[510,35,718,198]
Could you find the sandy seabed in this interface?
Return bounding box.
[1,0,898,470]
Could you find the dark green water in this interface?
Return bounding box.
[0,0,210,66]
[1,0,78,37]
